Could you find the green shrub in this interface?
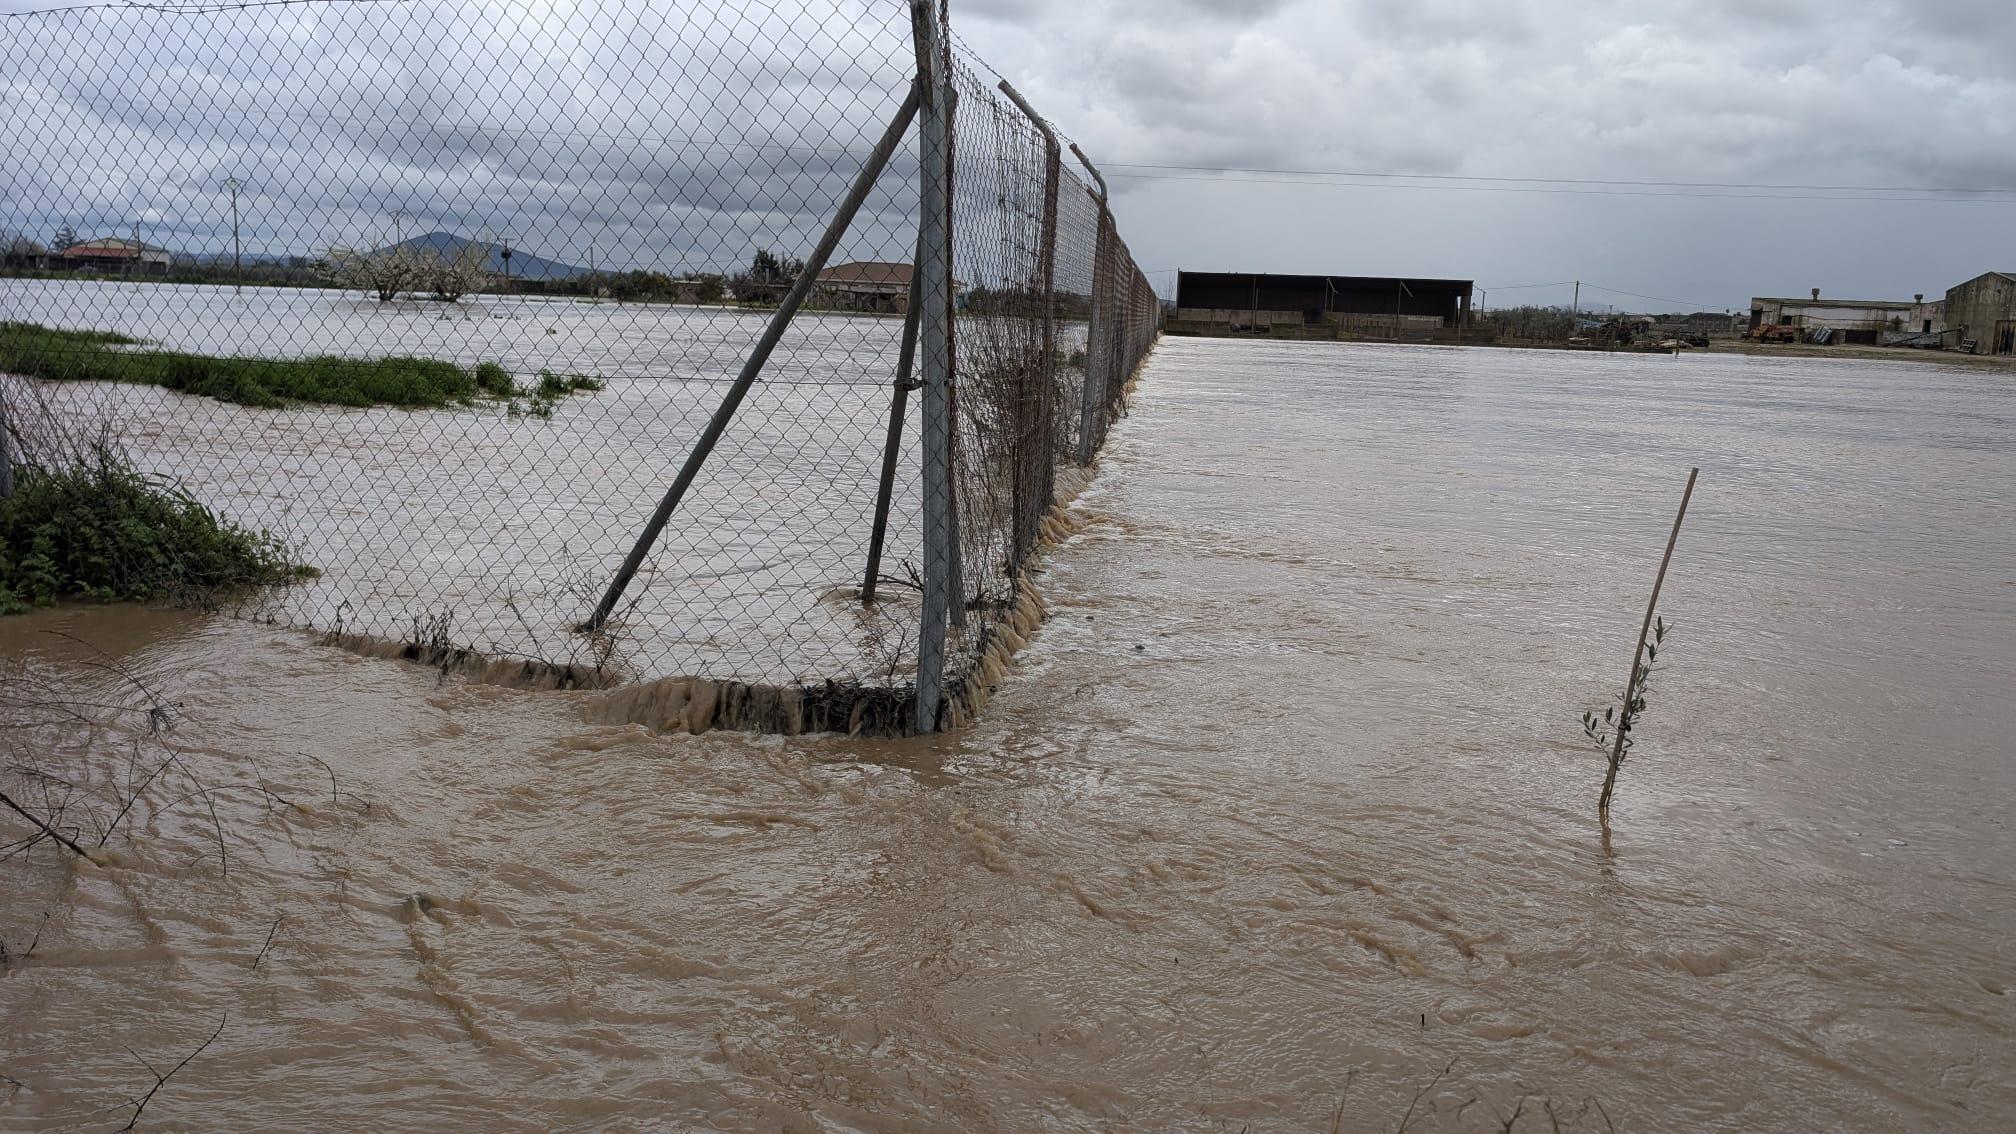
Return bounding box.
[473,361,514,396]
[0,321,508,410]
[0,450,309,614]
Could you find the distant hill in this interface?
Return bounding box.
[376,231,587,283]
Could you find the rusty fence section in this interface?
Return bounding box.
[0,0,1159,733]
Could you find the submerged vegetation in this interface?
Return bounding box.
[509,369,605,418]
[1581,468,1699,821]
[1582,616,1672,806]
[0,321,599,413]
[0,446,307,614]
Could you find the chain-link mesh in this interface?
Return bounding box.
[0,0,1158,733]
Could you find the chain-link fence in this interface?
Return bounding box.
[0,0,1159,733]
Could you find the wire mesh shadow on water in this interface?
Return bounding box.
[0,0,1161,734]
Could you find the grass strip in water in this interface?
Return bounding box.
[0,320,520,409]
[0,448,311,615]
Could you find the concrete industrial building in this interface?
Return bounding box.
[1942,272,2016,355]
[1748,290,1921,343]
[1172,271,1472,339]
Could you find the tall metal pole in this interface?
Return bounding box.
[912,0,956,729]
[1571,279,1581,338]
[580,82,924,633]
[226,176,242,289]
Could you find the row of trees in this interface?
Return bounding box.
[1475,305,1578,341]
[6,230,819,308]
[323,244,495,302]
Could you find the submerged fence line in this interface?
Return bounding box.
[0,0,1160,733]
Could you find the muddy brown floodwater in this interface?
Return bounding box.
[4,337,2014,1131]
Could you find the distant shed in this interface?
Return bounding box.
[1174,271,1472,338]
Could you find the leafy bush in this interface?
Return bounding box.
[0,449,308,614]
[474,361,515,397]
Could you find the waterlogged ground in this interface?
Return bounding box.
[3,337,2014,1131]
[1,278,1090,685]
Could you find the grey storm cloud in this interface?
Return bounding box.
[0,0,922,272]
[949,0,2016,305]
[3,0,2013,305]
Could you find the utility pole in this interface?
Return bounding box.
[1571,279,1581,337]
[130,220,140,279]
[392,209,407,245]
[500,235,513,296]
[225,175,242,291]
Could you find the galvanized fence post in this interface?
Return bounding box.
[941,85,966,632]
[999,79,1060,563]
[912,0,956,730]
[0,394,14,501]
[1073,144,1111,466]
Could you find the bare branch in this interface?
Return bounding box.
[0,786,90,859]
[1395,1058,1456,1134]
[248,915,284,971]
[118,1011,226,1131]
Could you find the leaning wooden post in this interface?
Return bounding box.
[579,82,923,632]
[1599,467,1700,818]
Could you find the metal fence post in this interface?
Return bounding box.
[941,85,966,632]
[580,81,922,633]
[999,79,1060,564]
[912,0,956,730]
[0,395,14,500]
[1073,144,1111,466]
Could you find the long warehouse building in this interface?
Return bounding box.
[1173,271,1473,338]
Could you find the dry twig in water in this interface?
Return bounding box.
[118,1010,226,1131]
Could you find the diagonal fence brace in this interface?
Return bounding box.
[580,81,924,633]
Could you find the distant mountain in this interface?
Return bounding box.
[377,231,587,283]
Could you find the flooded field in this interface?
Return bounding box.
[0,279,961,683]
[3,335,2014,1130]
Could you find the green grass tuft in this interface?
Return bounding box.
[0,449,311,615]
[0,321,526,410]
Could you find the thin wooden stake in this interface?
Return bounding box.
[1599,467,1699,819]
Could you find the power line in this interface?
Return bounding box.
[1581,282,1731,312]
[1101,161,2016,198]
[1100,170,2016,206]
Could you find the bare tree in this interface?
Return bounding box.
[424,244,493,302]
[2,230,46,267]
[324,245,418,302]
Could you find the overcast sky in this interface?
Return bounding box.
[4,0,2013,311]
[953,0,2016,311]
